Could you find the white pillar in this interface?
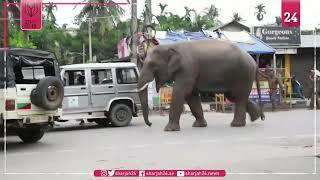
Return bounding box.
[273,53,277,76]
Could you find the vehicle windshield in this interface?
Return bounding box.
[21,66,46,80]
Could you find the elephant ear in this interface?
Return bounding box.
[167,47,182,78]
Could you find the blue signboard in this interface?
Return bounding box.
[249,81,281,103]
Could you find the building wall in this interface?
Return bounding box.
[290,48,320,97]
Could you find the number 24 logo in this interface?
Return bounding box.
[283,12,298,23]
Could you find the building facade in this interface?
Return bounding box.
[214,22,319,98]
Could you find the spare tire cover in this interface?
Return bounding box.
[31,76,64,110]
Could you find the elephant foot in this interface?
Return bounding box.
[260,112,265,121]
[192,119,207,127]
[164,123,180,131]
[250,113,260,122]
[230,120,246,127]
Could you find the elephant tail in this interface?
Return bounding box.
[255,68,265,120]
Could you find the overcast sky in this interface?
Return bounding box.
[44,0,320,30]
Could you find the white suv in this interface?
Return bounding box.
[0,48,64,143]
[59,62,141,127]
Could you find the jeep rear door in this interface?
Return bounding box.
[90,68,116,110]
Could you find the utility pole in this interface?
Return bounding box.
[131,0,138,65]
[88,18,93,63]
[82,43,85,63]
[145,0,152,36]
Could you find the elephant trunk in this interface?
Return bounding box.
[138,87,152,127]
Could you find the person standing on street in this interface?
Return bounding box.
[308,69,320,109]
[258,64,283,111]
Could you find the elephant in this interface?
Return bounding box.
[137,39,265,131]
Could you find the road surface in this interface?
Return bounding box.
[1,109,320,180]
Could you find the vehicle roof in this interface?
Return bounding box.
[61,62,137,69]
[0,48,56,59]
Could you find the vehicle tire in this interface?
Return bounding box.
[109,104,132,127]
[31,77,64,110]
[94,118,111,127]
[17,128,45,143]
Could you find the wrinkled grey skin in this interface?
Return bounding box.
[137,40,265,131]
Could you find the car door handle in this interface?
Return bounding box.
[81,87,86,90]
[107,85,114,88]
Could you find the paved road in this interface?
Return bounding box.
[1,109,320,180]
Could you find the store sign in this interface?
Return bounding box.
[249,81,280,103]
[21,0,42,30]
[254,26,300,45]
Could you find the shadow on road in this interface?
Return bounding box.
[48,121,143,133]
[0,140,52,152]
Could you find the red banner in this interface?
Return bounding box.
[94,169,226,177]
[281,0,300,27]
[21,0,42,30]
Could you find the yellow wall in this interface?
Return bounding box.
[284,54,291,94]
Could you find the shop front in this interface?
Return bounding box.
[253,26,301,97]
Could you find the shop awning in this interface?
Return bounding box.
[156,31,209,43]
[235,34,276,55]
[155,30,275,55]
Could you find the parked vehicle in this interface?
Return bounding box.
[0,48,64,143]
[59,63,141,127]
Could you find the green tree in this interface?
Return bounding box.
[9,27,36,48]
[7,0,20,27]
[1,0,21,46]
[204,5,219,21]
[154,3,171,30]
[275,16,282,26]
[77,0,124,34]
[255,3,266,21]
[232,13,243,22]
[182,6,196,29]
[201,4,220,30]
[44,3,57,24]
[159,3,168,15]
[0,0,4,46]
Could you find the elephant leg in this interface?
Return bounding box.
[231,99,247,127]
[247,100,261,122]
[269,90,277,111]
[164,86,186,131]
[186,92,207,128]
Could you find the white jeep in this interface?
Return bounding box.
[0,48,64,143]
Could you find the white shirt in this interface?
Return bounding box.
[311,69,320,77]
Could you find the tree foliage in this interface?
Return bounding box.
[154,3,220,31]
[275,16,282,26]
[232,13,243,22]
[255,3,266,21]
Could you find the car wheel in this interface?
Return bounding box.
[94,118,111,127]
[17,128,45,143]
[110,104,132,127]
[31,77,64,110]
